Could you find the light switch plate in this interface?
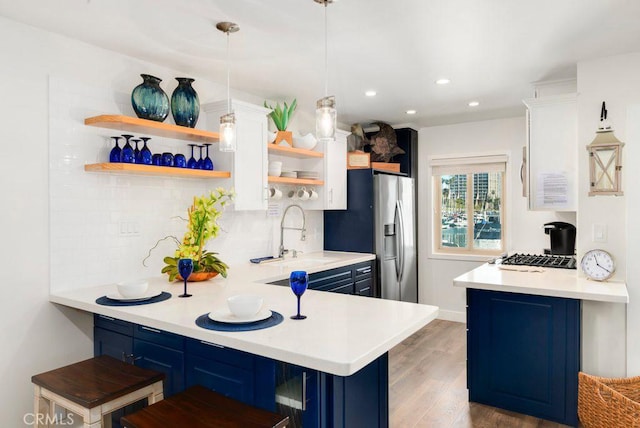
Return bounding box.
[593,223,607,242]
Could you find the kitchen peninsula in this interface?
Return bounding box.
[50,251,439,427]
[454,262,628,426]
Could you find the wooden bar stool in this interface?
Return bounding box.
[31,355,165,428]
[121,385,289,428]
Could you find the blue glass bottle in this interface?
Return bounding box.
[138,137,153,165]
[131,74,169,122]
[109,136,122,163]
[120,134,135,163]
[171,78,200,128]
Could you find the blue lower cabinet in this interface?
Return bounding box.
[94,327,132,362]
[467,289,580,427]
[133,339,184,398]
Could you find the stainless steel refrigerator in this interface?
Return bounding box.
[324,169,418,303]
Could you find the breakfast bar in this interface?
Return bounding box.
[50,252,439,427]
[454,262,628,427]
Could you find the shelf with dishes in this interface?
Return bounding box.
[84,163,231,179]
[84,114,219,143]
[268,176,324,186]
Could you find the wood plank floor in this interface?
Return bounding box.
[389,319,572,428]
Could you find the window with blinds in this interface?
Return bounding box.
[432,155,506,255]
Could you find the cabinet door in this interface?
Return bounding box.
[134,339,185,398]
[275,364,320,428]
[94,327,132,363]
[185,354,254,404]
[355,277,373,297]
[204,99,270,210]
[467,289,580,426]
[324,130,347,210]
[523,94,577,211]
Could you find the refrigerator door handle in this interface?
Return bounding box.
[396,200,406,285]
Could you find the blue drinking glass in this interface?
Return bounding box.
[120,134,135,163]
[109,136,122,163]
[174,154,186,168]
[289,270,308,320]
[196,145,204,169]
[152,153,162,166]
[178,258,194,298]
[187,144,198,169]
[161,152,174,167]
[138,137,153,165]
[203,143,214,170]
[132,139,141,162]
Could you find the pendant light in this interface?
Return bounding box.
[216,22,239,152]
[314,0,336,142]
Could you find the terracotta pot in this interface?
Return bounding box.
[177,271,219,282]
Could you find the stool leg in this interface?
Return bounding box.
[33,385,50,428]
[148,381,164,405]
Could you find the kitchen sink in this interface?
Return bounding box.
[261,257,339,269]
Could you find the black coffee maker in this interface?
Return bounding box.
[544,222,576,255]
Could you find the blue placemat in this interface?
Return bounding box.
[96,292,172,306]
[196,311,284,332]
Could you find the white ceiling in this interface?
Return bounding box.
[2,0,640,128]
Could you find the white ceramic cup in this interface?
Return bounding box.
[287,189,297,199]
[268,161,282,177]
[308,188,319,200]
[269,186,282,200]
[297,186,309,201]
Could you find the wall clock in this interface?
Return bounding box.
[580,249,615,281]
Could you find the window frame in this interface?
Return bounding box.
[430,154,508,258]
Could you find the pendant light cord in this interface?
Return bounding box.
[226,30,231,114]
[324,2,328,97]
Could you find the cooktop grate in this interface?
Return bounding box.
[501,253,576,269]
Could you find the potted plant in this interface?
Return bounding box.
[152,188,235,282]
[264,99,297,146]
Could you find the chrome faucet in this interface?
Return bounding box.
[279,204,306,258]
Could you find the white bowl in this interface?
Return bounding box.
[227,294,264,319]
[293,132,318,151]
[117,280,149,298]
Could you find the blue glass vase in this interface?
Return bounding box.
[171,78,200,128]
[131,74,169,122]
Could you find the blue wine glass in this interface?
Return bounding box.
[196,145,204,169]
[109,136,122,162]
[120,134,135,163]
[132,139,141,162]
[178,258,194,298]
[289,270,308,320]
[203,143,214,170]
[187,144,198,169]
[138,137,153,165]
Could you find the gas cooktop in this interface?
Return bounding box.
[500,253,576,269]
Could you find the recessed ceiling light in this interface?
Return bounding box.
[365,90,377,97]
[406,109,417,115]
[468,101,480,107]
[435,78,450,85]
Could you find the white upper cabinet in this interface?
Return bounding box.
[523,93,577,211]
[323,130,347,210]
[203,100,270,210]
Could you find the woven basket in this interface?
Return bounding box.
[578,372,640,427]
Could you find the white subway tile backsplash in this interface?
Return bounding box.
[49,77,322,292]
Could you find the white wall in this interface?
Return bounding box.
[417,117,574,321]
[0,17,322,426]
[576,52,640,377]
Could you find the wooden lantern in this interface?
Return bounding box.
[586,130,624,196]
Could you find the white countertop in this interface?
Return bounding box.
[50,251,439,376]
[453,262,629,303]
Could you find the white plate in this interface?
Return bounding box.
[106,289,162,302]
[208,308,272,324]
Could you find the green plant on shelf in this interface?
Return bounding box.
[264,99,297,131]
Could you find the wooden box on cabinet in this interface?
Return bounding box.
[203,100,271,211]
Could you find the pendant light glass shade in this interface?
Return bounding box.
[219,112,236,152]
[316,95,336,141]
